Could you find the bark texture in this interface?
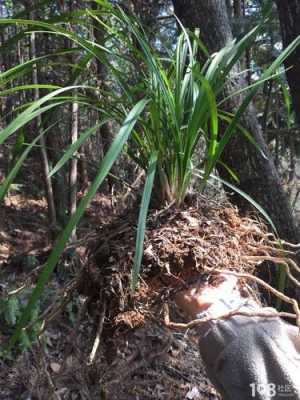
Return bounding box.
[172,0,300,244]
[92,2,115,192]
[30,29,57,227]
[276,0,300,125]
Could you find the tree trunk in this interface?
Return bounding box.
[68,1,79,240]
[275,0,300,125]
[69,97,79,240]
[233,0,241,17]
[91,2,115,193]
[225,0,233,19]
[172,0,300,244]
[30,29,57,227]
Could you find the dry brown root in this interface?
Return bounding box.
[244,255,300,290]
[164,306,296,329]
[164,269,300,333]
[267,238,300,250]
[245,244,295,256]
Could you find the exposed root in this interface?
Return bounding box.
[165,268,300,332]
[268,239,300,250]
[30,200,300,343]
[245,244,295,256]
[4,197,300,400]
[164,304,297,330]
[84,199,300,333]
[243,255,300,289]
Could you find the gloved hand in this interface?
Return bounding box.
[175,274,300,400]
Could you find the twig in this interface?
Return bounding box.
[88,299,106,365]
[122,170,144,204]
[153,200,176,220]
[8,285,26,296]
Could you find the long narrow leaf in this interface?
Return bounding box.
[0,86,84,145]
[206,34,300,178]
[4,99,148,352]
[0,84,61,97]
[0,122,58,201]
[49,121,110,177]
[131,152,158,290]
[194,170,277,234]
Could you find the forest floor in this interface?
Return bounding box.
[0,147,221,400]
[1,145,298,400]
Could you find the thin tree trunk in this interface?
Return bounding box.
[30,30,57,226]
[276,0,300,125]
[172,0,300,245]
[79,153,89,190]
[233,0,241,17]
[242,0,251,85]
[261,81,273,137]
[1,19,13,126]
[91,2,115,193]
[226,0,233,19]
[68,0,79,239]
[69,98,79,240]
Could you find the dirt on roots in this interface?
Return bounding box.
[83,196,297,332]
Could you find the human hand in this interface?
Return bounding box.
[174,274,240,319]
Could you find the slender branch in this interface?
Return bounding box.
[88,299,106,365]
